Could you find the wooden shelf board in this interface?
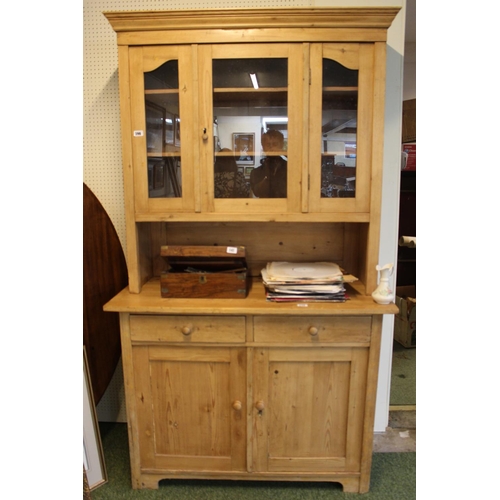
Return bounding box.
[104,277,398,316]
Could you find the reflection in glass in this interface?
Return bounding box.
[212,59,287,88]
[321,59,358,198]
[212,58,288,198]
[214,149,250,198]
[147,159,181,198]
[232,133,255,165]
[144,60,182,198]
[250,130,287,198]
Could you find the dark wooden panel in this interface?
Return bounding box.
[397,171,416,287]
[402,98,416,143]
[83,183,128,403]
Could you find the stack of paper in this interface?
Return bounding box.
[261,262,357,302]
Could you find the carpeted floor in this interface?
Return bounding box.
[91,423,416,500]
[390,341,416,406]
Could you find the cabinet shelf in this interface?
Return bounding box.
[323,86,358,91]
[147,152,180,157]
[145,89,178,95]
[214,87,288,93]
[105,277,397,316]
[133,211,371,223]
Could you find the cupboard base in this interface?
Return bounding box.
[133,471,367,493]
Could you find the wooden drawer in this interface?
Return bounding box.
[129,315,246,343]
[253,316,372,343]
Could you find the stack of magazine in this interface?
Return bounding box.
[261,261,357,303]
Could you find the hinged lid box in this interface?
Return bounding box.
[160,245,248,299]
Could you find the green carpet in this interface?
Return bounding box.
[390,341,416,406]
[91,423,415,500]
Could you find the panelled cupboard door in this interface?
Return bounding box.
[252,347,369,473]
[133,345,246,472]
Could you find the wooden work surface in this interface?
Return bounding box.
[104,277,398,316]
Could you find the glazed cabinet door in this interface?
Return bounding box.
[132,344,247,472]
[125,41,381,218]
[129,45,197,215]
[128,43,306,218]
[308,43,375,214]
[251,346,369,473]
[198,43,305,215]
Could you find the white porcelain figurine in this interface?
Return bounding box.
[371,263,395,304]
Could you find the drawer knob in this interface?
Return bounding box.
[181,326,192,336]
[308,326,319,336]
[255,400,265,411]
[232,400,242,411]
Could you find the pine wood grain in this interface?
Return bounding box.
[104,7,400,493]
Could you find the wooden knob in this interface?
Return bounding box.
[255,400,265,411]
[202,128,208,140]
[308,326,319,336]
[232,401,242,411]
[181,326,192,336]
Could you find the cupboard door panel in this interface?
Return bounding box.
[252,347,368,473]
[134,345,246,471]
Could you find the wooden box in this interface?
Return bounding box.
[394,286,416,348]
[160,245,248,299]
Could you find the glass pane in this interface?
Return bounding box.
[321,59,358,198]
[144,60,182,198]
[213,58,288,199]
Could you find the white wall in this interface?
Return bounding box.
[83,0,406,431]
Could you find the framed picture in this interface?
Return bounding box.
[174,115,181,147]
[232,133,255,165]
[145,101,165,154]
[83,346,107,491]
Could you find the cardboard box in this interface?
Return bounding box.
[160,245,248,299]
[394,286,416,348]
